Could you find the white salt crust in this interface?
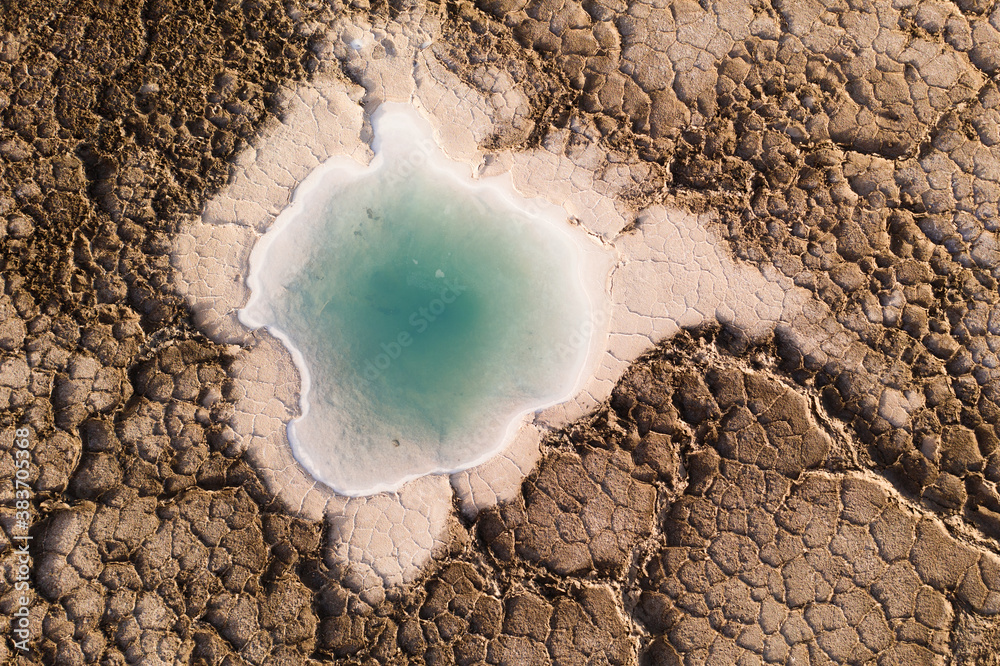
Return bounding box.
[172,8,915,601]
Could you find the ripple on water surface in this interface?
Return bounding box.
[242,105,600,494]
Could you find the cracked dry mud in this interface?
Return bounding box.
[4,0,1000,664]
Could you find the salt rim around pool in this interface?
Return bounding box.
[238,103,613,496]
[172,6,839,597]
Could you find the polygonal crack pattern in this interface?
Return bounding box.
[6,0,1000,663]
[624,338,1000,664]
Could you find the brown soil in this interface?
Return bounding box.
[3,0,1000,663]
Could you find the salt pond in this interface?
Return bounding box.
[240,105,606,495]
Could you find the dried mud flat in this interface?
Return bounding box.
[4,0,1000,664]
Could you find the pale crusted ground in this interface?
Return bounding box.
[172,7,799,596]
[3,0,1000,664]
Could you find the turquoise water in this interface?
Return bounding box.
[243,112,594,494]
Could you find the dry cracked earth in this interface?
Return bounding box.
[4,0,1000,663]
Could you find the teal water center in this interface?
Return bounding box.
[241,106,599,494]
